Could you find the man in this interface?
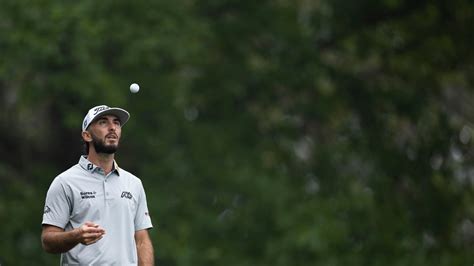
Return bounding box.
[41,105,154,265]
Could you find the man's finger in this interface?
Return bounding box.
[83,235,104,245]
[83,232,102,238]
[84,226,105,234]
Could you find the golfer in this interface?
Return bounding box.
[41,105,154,265]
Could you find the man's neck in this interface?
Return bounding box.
[87,152,115,175]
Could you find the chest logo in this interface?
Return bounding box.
[81,191,96,199]
[121,191,133,199]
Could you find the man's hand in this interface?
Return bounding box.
[42,222,106,253]
[77,221,106,245]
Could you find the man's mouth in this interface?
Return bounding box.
[106,134,118,140]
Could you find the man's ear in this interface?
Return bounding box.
[82,131,92,142]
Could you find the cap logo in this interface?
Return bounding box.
[93,106,109,115]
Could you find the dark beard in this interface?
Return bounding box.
[91,133,119,154]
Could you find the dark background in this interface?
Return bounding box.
[1,0,473,265]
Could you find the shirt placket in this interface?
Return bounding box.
[95,168,113,201]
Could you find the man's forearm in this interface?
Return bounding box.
[42,222,106,254]
[42,229,80,254]
[137,235,154,265]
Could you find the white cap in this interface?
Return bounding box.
[82,105,130,131]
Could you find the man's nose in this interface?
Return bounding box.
[108,122,118,131]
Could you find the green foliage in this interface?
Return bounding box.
[1,0,474,265]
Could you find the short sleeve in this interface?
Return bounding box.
[134,181,153,231]
[42,176,71,229]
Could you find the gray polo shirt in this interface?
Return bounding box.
[42,156,153,265]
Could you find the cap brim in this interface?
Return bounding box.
[91,108,130,127]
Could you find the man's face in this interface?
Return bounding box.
[88,115,122,154]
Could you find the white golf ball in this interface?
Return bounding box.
[130,83,140,93]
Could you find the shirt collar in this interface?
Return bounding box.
[79,155,121,176]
